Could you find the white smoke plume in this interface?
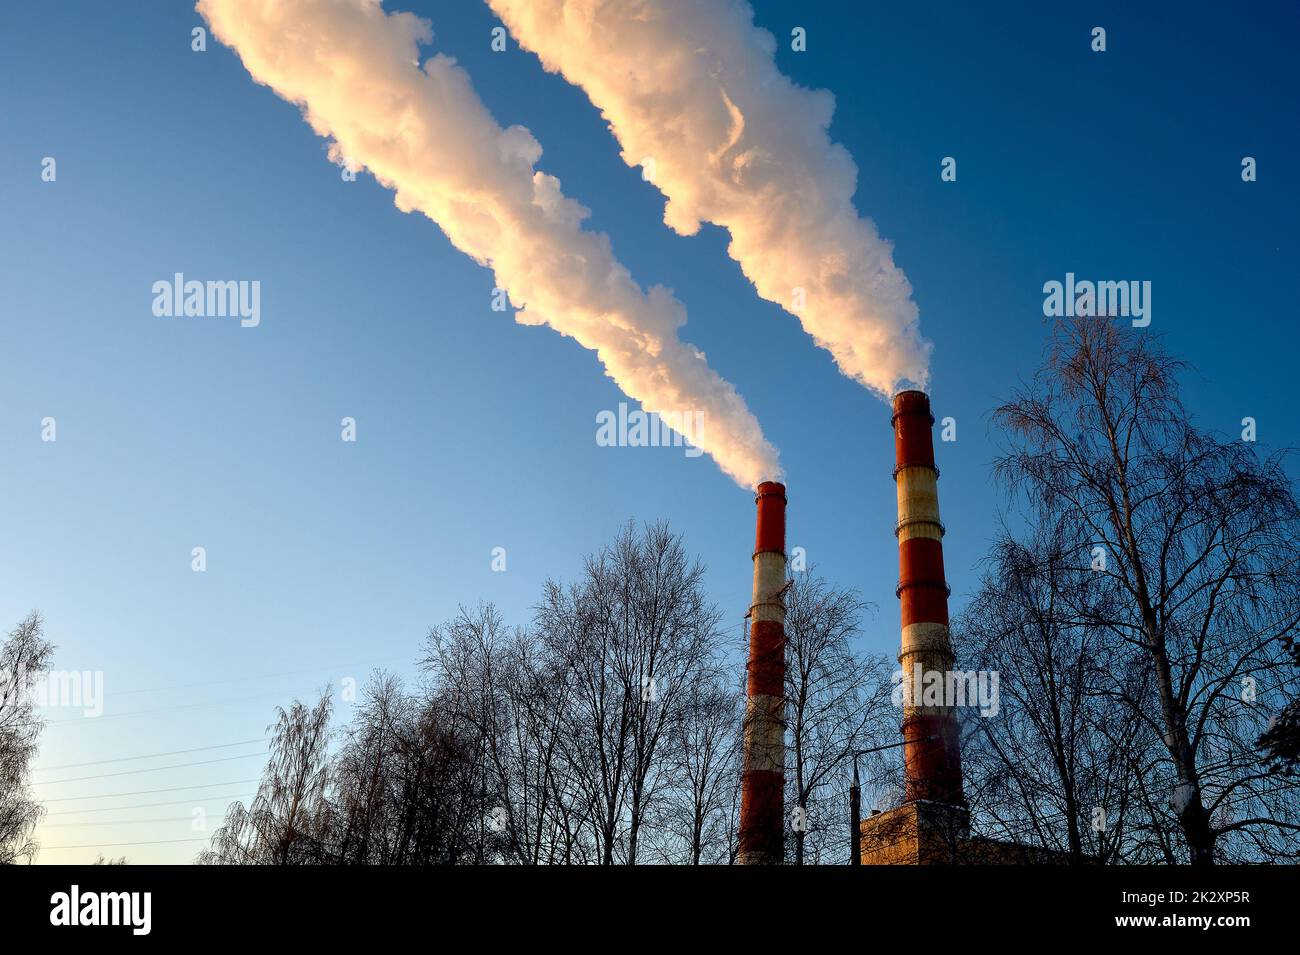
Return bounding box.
[196,0,780,488]
[486,0,932,396]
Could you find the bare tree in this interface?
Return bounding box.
[783,570,892,864]
[658,680,741,864]
[199,689,334,864]
[331,672,412,864]
[991,316,1300,863]
[0,612,53,865]
[954,526,1158,863]
[424,604,515,863]
[535,521,725,864]
[495,633,587,864]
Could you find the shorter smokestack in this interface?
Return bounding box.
[739,481,787,864]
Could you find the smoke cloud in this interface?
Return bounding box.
[196,0,780,488]
[486,0,932,396]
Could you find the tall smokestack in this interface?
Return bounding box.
[892,391,964,806]
[739,480,787,864]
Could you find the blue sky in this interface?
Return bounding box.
[1,0,1296,862]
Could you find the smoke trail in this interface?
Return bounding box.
[196,0,780,488]
[486,0,932,396]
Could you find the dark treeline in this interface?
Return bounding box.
[196,526,895,865]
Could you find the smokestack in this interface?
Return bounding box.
[892,391,964,806]
[739,480,787,864]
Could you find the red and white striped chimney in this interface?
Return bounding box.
[892,391,964,806]
[739,480,786,864]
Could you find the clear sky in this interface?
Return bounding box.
[2,0,1296,863]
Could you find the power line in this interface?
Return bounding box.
[35,737,268,771]
[43,816,228,828]
[43,779,263,803]
[42,691,297,725]
[13,697,280,731]
[40,837,211,850]
[106,657,410,698]
[19,657,413,731]
[46,795,254,816]
[36,751,266,785]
